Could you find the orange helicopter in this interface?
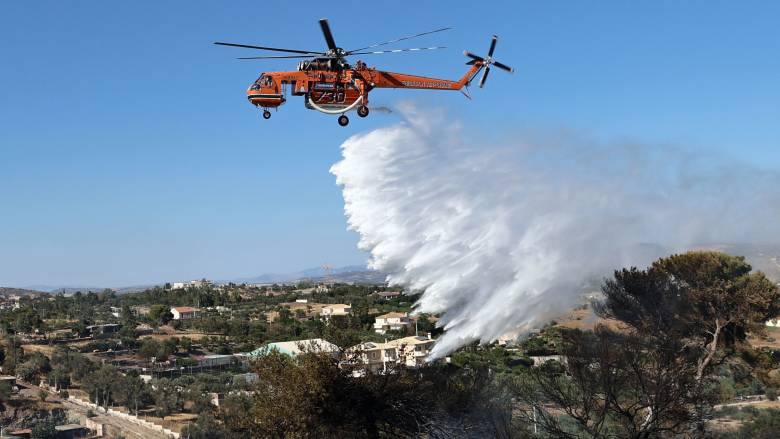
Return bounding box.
[215,19,513,126]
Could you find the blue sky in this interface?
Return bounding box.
[1,1,778,287]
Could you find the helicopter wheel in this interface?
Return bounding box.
[262,110,271,119]
[338,115,349,126]
[357,105,369,118]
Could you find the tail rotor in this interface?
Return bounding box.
[464,35,514,88]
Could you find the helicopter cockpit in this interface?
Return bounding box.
[249,74,274,90]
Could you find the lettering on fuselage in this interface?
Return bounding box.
[401,81,451,89]
[314,91,347,104]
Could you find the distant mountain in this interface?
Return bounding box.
[9,244,776,296]
[0,287,47,297]
[24,285,106,294]
[228,265,386,285]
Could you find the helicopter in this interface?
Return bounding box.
[215,19,513,126]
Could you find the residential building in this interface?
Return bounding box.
[280,301,328,320]
[86,323,121,338]
[131,305,151,316]
[766,318,780,327]
[373,312,411,334]
[321,304,352,319]
[375,291,402,300]
[171,306,199,320]
[347,341,399,374]
[385,335,435,368]
[172,279,213,290]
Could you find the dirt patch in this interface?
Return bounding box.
[555,307,595,330]
[748,327,780,349]
[164,413,198,422]
[20,344,58,357]
[140,332,211,342]
[708,418,743,432]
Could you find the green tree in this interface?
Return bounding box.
[182,413,227,439]
[599,251,780,383]
[0,381,12,409]
[48,366,71,390]
[180,336,193,353]
[16,352,51,383]
[117,373,151,414]
[239,349,519,438]
[149,304,173,326]
[82,364,122,409]
[30,420,56,439]
[152,378,182,417]
[138,338,162,361]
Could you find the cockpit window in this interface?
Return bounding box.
[250,75,274,90]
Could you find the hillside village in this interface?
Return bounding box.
[0,280,450,437]
[1,252,780,437]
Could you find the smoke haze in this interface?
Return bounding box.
[330,104,780,358]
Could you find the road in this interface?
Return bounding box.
[16,379,172,439]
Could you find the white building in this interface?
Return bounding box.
[171,306,199,320]
[373,312,411,334]
[766,318,780,328]
[171,279,213,290]
[385,335,435,368]
[247,338,340,358]
[321,304,352,319]
[347,341,399,374]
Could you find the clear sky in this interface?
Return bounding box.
[1,1,779,287]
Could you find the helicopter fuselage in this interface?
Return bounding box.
[246,60,484,115]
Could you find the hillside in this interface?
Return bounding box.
[0,287,46,297]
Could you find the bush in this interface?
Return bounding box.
[719,409,780,438]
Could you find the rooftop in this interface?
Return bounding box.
[247,338,340,357]
[377,312,408,319]
[386,335,434,347]
[323,303,351,309]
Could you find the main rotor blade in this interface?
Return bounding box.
[319,19,338,51]
[487,35,497,57]
[214,42,321,55]
[464,51,484,61]
[238,55,318,59]
[349,46,446,55]
[347,27,452,54]
[492,60,514,73]
[479,66,490,88]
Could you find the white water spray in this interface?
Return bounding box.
[330,104,780,358]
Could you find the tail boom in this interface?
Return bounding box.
[369,63,483,91]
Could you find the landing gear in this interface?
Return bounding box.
[357,105,369,118]
[262,110,271,119]
[338,115,349,126]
